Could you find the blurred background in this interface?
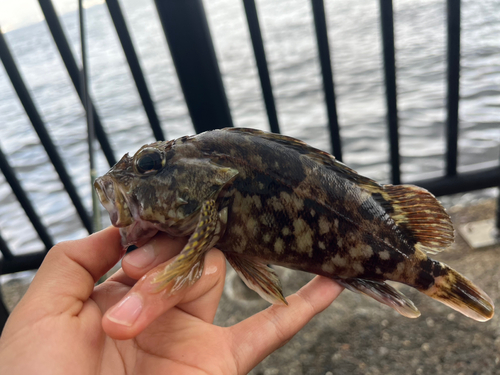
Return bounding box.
[0,0,499,373]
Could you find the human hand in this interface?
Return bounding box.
[0,227,343,374]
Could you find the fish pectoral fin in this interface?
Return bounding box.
[152,199,218,293]
[336,278,421,319]
[226,253,287,306]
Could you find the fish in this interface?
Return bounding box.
[94,127,494,321]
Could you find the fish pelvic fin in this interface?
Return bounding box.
[421,264,494,322]
[366,184,454,255]
[225,253,288,306]
[336,278,421,318]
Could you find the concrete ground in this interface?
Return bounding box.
[2,199,500,374]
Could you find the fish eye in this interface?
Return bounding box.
[135,149,164,175]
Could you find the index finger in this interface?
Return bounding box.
[229,276,343,374]
[21,226,124,312]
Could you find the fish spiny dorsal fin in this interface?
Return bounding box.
[366,184,455,254]
[224,128,380,187]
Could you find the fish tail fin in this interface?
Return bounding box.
[421,264,494,322]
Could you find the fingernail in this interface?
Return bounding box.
[107,294,143,326]
[125,244,156,268]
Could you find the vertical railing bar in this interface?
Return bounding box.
[105,0,165,141]
[446,0,460,177]
[311,0,342,160]
[79,0,100,233]
[379,0,400,185]
[0,230,13,260]
[242,0,280,134]
[0,290,8,333]
[0,31,93,233]
[154,0,233,133]
[0,147,53,251]
[497,190,500,232]
[37,0,117,166]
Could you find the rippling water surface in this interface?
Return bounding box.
[0,0,498,255]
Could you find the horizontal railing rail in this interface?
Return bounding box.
[0,0,498,286]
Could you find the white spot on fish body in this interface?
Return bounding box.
[352,263,364,274]
[321,262,335,274]
[280,192,293,208]
[231,224,244,237]
[252,195,262,209]
[318,241,326,250]
[245,217,258,234]
[396,262,405,275]
[274,238,284,254]
[232,192,243,214]
[318,216,330,235]
[240,195,254,216]
[293,218,314,257]
[268,196,285,211]
[250,154,263,167]
[293,197,304,211]
[332,255,347,268]
[379,250,390,260]
[293,218,308,234]
[350,244,373,258]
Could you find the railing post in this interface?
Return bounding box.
[0,230,13,261]
[311,0,342,160]
[154,0,233,133]
[38,0,116,166]
[446,0,460,177]
[379,0,400,185]
[0,147,53,251]
[105,0,165,141]
[243,0,280,134]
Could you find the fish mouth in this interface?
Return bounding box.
[94,176,134,228]
[94,176,159,247]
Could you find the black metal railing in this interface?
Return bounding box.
[0,0,499,316]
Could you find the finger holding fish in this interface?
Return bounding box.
[102,248,226,340]
[229,276,344,374]
[121,232,188,280]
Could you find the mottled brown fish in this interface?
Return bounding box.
[95,128,494,321]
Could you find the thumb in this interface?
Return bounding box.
[16,226,124,317]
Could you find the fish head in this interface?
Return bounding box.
[95,138,238,247]
[95,141,192,246]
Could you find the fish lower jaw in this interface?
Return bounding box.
[119,220,158,248]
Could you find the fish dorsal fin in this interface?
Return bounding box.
[366,184,454,254]
[224,128,380,188]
